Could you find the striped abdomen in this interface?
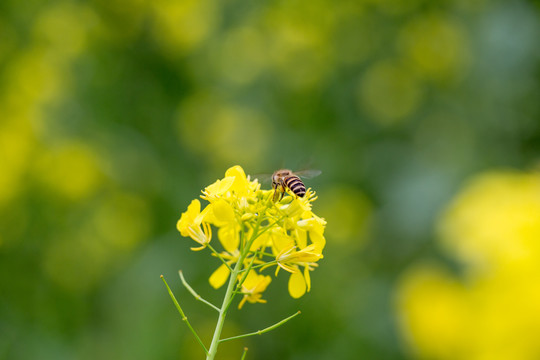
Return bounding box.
[284,175,306,197]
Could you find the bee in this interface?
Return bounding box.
[271,169,321,202]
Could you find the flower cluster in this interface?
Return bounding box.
[177,165,326,307]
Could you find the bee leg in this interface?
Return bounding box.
[272,188,280,202]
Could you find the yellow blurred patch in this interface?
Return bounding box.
[150,0,219,58]
[398,13,471,83]
[317,185,372,246]
[93,0,149,40]
[34,142,103,201]
[264,0,334,90]
[396,264,470,359]
[214,26,268,86]
[43,191,151,293]
[0,120,36,205]
[396,171,540,360]
[176,93,272,168]
[91,192,151,251]
[43,233,110,293]
[33,3,95,60]
[439,171,540,272]
[3,48,65,107]
[357,60,423,125]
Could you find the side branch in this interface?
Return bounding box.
[179,270,221,312]
[160,275,209,355]
[207,244,233,272]
[218,311,301,343]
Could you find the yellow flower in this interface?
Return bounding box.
[288,267,314,299]
[224,165,251,195]
[202,176,235,199]
[278,191,313,218]
[296,215,327,252]
[177,199,212,251]
[212,199,240,252]
[274,244,322,299]
[177,165,327,306]
[276,244,323,274]
[238,270,272,309]
[209,250,239,289]
[209,250,266,290]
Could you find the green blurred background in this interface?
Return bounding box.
[2,0,540,359]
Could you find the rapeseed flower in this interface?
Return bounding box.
[176,165,326,304]
[238,270,272,309]
[177,199,212,251]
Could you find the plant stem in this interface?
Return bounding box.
[240,347,248,360]
[160,275,208,355]
[206,255,245,360]
[206,211,267,360]
[179,270,220,312]
[207,244,233,272]
[206,206,277,360]
[219,311,301,343]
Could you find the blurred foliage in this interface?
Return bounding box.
[397,171,540,359]
[1,0,540,359]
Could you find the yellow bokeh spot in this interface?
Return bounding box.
[176,93,272,168]
[43,191,151,293]
[439,171,540,272]
[317,185,372,246]
[3,48,65,107]
[43,233,110,293]
[33,3,94,60]
[396,265,470,359]
[91,192,151,251]
[0,120,35,205]
[150,0,219,58]
[358,60,423,125]
[93,0,149,40]
[397,171,540,360]
[399,13,471,82]
[34,142,102,201]
[214,26,268,86]
[264,2,333,90]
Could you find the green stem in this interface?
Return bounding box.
[206,210,267,360]
[219,311,301,343]
[179,270,220,312]
[207,244,233,272]
[206,253,245,360]
[160,275,208,355]
[240,347,248,360]
[238,260,277,273]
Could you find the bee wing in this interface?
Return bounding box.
[295,169,322,179]
[250,173,273,184]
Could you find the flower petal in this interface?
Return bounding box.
[204,176,235,197]
[288,271,306,299]
[209,263,230,289]
[177,199,202,236]
[304,265,311,292]
[213,199,236,223]
[218,225,239,252]
[225,165,249,194]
